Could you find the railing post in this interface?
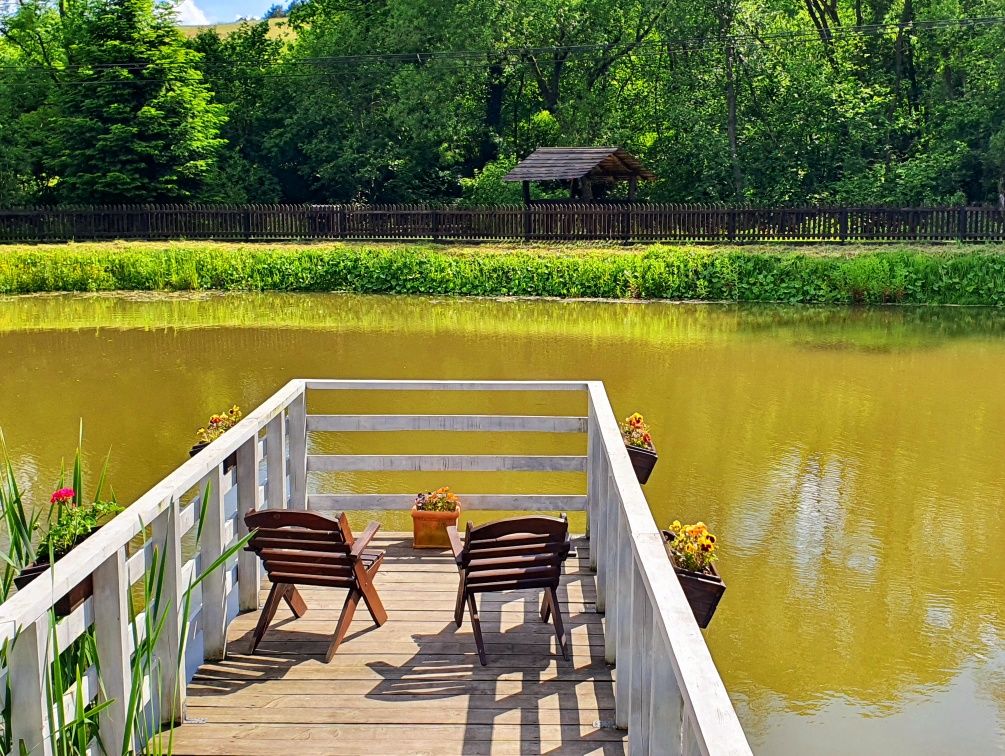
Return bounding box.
[152,497,186,725]
[614,512,632,729]
[288,390,308,511]
[9,617,53,756]
[201,466,228,659]
[236,435,262,611]
[93,547,132,753]
[265,412,288,510]
[629,564,652,754]
[604,471,619,661]
[586,405,599,572]
[649,626,684,756]
[839,208,849,243]
[958,205,967,242]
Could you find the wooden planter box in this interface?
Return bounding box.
[411,504,461,549]
[626,444,658,485]
[190,440,237,473]
[14,562,93,618]
[661,530,725,628]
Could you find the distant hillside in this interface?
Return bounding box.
[179,17,292,39]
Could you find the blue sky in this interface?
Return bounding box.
[175,0,274,25]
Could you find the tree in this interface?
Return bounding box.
[4,0,226,203]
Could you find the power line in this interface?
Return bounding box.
[0,14,1002,82]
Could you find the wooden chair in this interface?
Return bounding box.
[244,510,387,662]
[448,515,572,665]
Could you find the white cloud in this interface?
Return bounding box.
[175,0,209,25]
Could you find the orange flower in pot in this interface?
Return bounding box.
[621,412,658,484]
[411,487,462,549]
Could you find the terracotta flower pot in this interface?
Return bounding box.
[626,443,658,484]
[14,561,93,618]
[661,530,725,628]
[411,503,462,549]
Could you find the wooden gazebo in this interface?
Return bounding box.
[504,146,656,202]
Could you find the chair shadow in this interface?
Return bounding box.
[365,588,623,755]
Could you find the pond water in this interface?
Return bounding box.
[0,292,1003,754]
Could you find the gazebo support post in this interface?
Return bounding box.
[522,181,532,240]
[628,176,638,200]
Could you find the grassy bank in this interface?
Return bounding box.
[2,241,1004,305]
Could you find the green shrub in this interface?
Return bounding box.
[1,243,1004,306]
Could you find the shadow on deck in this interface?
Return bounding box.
[168,535,626,755]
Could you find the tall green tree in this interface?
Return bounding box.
[2,0,226,204]
[46,0,225,202]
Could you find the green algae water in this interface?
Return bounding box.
[1,292,1003,754]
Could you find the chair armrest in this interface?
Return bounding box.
[447,525,464,564]
[350,521,381,558]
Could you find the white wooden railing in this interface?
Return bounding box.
[0,379,751,755]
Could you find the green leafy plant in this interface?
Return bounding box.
[34,428,124,563]
[415,486,460,512]
[38,490,124,561]
[0,431,41,599]
[3,243,1005,306]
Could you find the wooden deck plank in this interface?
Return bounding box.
[168,535,625,755]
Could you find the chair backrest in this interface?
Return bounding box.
[459,515,571,592]
[245,510,359,589]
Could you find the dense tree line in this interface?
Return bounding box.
[1,0,1004,207]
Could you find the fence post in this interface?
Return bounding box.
[9,617,53,756]
[152,497,187,725]
[93,547,132,753]
[236,435,262,610]
[431,206,439,242]
[728,207,737,242]
[839,208,849,244]
[243,207,253,241]
[958,205,967,242]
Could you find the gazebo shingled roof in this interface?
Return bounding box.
[503,147,656,183]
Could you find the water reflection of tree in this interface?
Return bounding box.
[710,444,1004,718]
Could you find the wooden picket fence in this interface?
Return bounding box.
[1,203,1004,243]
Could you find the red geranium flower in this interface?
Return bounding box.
[50,487,75,506]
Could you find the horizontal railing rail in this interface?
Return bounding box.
[0,378,750,755]
[2,203,1004,243]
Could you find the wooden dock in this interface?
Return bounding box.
[172,534,627,755]
[1,380,749,756]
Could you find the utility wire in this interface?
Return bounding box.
[0,14,1002,82]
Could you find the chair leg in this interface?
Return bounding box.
[454,573,467,628]
[359,580,387,627]
[326,589,360,663]
[548,587,569,661]
[467,593,487,666]
[284,585,308,618]
[540,591,551,623]
[250,582,286,654]
[358,557,387,626]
